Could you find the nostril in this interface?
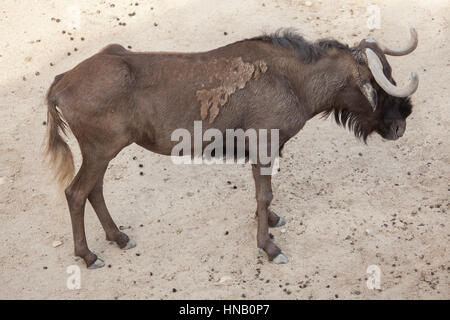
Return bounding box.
[395,123,405,137]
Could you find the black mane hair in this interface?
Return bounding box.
[322,109,372,142]
[253,29,371,140]
[251,28,350,64]
[322,95,413,143]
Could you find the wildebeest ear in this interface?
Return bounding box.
[360,81,377,111]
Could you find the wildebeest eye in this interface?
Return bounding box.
[396,97,413,118]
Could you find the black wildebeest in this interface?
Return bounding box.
[46,28,419,268]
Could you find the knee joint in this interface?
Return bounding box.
[257,190,273,206]
[65,187,86,208]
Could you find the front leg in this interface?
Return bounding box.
[254,209,287,228]
[252,164,286,228]
[252,165,288,264]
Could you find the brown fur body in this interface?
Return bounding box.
[46,31,414,268]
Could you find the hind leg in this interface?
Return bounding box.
[65,159,110,268]
[88,166,136,250]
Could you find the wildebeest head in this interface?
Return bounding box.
[332,28,419,141]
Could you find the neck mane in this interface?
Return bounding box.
[251,30,373,141]
[250,28,350,64]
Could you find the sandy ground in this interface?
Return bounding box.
[0,0,449,300]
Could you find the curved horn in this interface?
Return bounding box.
[376,28,418,56]
[365,48,419,97]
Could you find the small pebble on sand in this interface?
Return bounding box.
[52,240,62,248]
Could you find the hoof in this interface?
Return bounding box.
[121,238,136,250]
[274,217,286,228]
[87,257,105,269]
[272,253,289,264]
